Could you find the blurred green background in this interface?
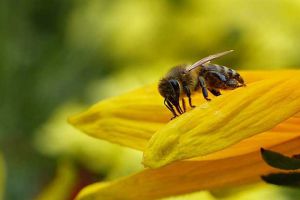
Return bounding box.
[1,0,300,199]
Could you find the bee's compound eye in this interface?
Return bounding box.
[235,74,245,84]
[168,79,181,104]
[169,79,180,92]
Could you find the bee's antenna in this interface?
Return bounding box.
[186,50,234,72]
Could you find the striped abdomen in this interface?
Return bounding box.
[200,63,244,90]
[203,63,238,79]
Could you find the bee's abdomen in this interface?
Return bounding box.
[225,67,237,78]
[206,64,237,78]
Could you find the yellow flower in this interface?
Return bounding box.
[69,70,300,200]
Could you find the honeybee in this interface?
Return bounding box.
[158,50,245,119]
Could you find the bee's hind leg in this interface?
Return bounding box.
[208,88,221,96]
[199,76,211,101]
[183,86,195,108]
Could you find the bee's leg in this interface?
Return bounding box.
[175,104,183,115]
[208,88,221,96]
[183,86,195,108]
[164,99,178,119]
[181,98,186,112]
[199,76,211,101]
[210,71,227,82]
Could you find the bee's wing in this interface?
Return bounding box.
[186,50,234,72]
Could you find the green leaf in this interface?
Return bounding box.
[261,148,300,170]
[261,173,300,187]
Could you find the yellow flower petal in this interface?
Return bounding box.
[69,71,300,152]
[35,161,77,200]
[197,115,300,161]
[76,132,300,200]
[68,84,167,150]
[239,70,300,83]
[271,116,300,133]
[143,78,300,168]
[199,131,298,161]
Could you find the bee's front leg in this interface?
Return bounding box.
[164,99,178,119]
[199,76,211,101]
[174,104,183,115]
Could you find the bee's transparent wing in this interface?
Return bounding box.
[186,50,234,72]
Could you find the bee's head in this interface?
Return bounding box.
[234,73,246,86]
[158,78,181,109]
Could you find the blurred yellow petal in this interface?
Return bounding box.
[144,78,300,168]
[75,132,300,200]
[210,183,288,200]
[35,161,77,200]
[69,70,300,151]
[75,182,112,200]
[161,190,215,200]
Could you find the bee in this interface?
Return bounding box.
[158,50,246,119]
